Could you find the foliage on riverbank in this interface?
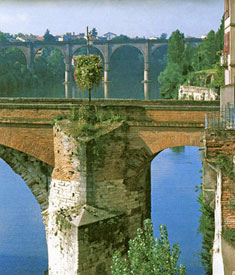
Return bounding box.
[0,46,65,94]
[111,219,186,275]
[215,154,235,180]
[197,179,215,275]
[159,17,224,99]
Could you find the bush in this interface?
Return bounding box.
[111,219,186,275]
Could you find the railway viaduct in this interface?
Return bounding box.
[0,40,169,99]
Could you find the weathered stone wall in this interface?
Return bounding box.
[203,130,235,275]
[47,120,152,275]
[205,130,235,229]
[202,158,217,206]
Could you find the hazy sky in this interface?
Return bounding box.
[0,0,224,38]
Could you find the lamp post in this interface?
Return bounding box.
[86,26,93,56]
[86,26,93,103]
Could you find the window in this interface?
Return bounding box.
[224,32,230,53]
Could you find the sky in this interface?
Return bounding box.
[0,0,224,38]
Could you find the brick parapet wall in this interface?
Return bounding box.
[0,99,219,167]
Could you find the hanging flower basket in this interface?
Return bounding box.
[74,55,103,103]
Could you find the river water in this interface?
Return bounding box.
[0,146,204,274]
[151,146,204,275]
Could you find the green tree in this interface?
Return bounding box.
[112,34,130,41]
[91,28,98,38]
[111,219,186,275]
[158,30,185,99]
[43,29,56,42]
[215,16,224,52]
[0,32,8,42]
[160,33,168,40]
[158,63,183,99]
[181,43,195,76]
[212,62,225,91]
[197,189,214,275]
[168,30,185,64]
[47,49,65,81]
[191,17,224,73]
[74,55,103,104]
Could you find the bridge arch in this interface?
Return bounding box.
[72,45,105,65]
[0,45,28,65]
[71,44,106,63]
[109,45,145,98]
[32,45,65,61]
[110,43,145,63]
[149,44,168,98]
[33,46,66,83]
[151,42,168,55]
[137,129,203,157]
[0,145,52,211]
[0,125,54,166]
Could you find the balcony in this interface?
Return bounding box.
[221,51,228,67]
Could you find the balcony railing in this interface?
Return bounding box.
[220,51,228,67]
[224,9,230,20]
[206,107,235,130]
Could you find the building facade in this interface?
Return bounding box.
[178,85,218,101]
[221,0,235,108]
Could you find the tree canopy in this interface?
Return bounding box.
[160,33,168,40]
[91,28,98,38]
[0,32,8,42]
[43,29,56,42]
[158,17,225,99]
[112,34,130,41]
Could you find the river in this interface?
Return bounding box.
[151,146,204,275]
[0,146,204,274]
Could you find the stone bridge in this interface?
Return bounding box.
[0,98,219,274]
[0,40,168,99]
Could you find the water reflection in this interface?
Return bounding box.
[0,80,152,100]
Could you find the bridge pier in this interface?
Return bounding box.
[65,63,73,84]
[46,120,152,274]
[103,62,111,98]
[27,61,34,74]
[143,62,151,100]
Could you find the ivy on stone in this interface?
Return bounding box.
[111,219,186,275]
